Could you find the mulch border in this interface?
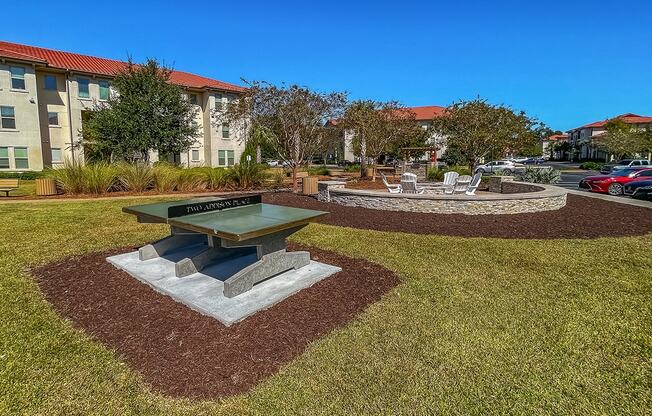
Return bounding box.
[260,192,652,239]
[32,243,400,399]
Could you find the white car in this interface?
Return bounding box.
[474,160,524,175]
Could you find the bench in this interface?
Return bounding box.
[0,179,19,197]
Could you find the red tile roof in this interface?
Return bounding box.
[326,104,446,126]
[409,105,446,120]
[547,134,568,141]
[0,40,244,92]
[572,113,652,130]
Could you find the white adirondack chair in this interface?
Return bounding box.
[442,171,460,194]
[401,172,418,182]
[380,172,402,194]
[465,173,483,195]
[401,180,425,194]
[453,175,472,194]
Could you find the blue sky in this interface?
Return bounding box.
[3,0,651,130]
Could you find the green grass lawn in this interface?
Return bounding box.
[0,199,650,415]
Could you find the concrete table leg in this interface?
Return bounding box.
[173,225,311,297]
[223,249,310,298]
[138,227,207,261]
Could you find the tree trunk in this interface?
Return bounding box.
[360,133,367,177]
[292,165,299,193]
[256,145,262,164]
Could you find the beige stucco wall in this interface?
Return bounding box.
[0,62,44,171]
[1,60,245,170]
[36,71,71,167]
[208,93,246,166]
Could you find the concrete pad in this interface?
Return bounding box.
[106,251,341,326]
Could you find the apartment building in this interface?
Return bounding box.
[0,40,246,172]
[566,113,652,161]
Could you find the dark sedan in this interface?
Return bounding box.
[623,180,652,200]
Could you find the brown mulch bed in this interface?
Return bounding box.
[33,243,400,399]
[260,192,652,239]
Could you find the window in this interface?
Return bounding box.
[10,66,26,90]
[77,77,90,98]
[48,112,59,126]
[214,94,223,110]
[222,124,230,139]
[51,148,62,163]
[0,106,16,129]
[99,80,110,100]
[0,147,8,168]
[14,147,28,169]
[218,150,235,166]
[637,170,652,177]
[191,149,200,161]
[44,75,57,90]
[189,94,198,105]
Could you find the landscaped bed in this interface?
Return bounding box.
[262,192,652,239]
[33,243,399,398]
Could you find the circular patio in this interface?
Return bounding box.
[317,180,568,215]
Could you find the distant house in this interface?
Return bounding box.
[330,105,447,162]
[542,134,568,160]
[566,113,652,161]
[0,40,246,172]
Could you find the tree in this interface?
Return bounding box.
[339,100,426,179]
[638,126,652,160]
[430,98,542,168]
[593,119,642,160]
[79,59,200,162]
[222,81,347,191]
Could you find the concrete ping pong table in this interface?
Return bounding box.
[123,194,328,298]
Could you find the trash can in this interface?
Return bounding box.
[35,178,58,196]
[302,176,319,195]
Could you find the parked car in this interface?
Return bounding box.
[266,160,280,167]
[522,157,545,165]
[579,168,652,195]
[510,156,530,163]
[600,159,650,174]
[623,179,652,200]
[474,160,525,175]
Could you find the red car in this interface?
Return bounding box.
[579,168,652,195]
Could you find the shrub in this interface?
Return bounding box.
[344,163,361,173]
[177,168,207,192]
[308,165,330,176]
[0,171,45,180]
[83,162,117,194]
[197,167,227,190]
[115,162,154,192]
[580,161,603,171]
[153,164,180,193]
[269,171,286,188]
[46,160,87,194]
[517,167,561,184]
[226,163,269,189]
[426,165,472,181]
